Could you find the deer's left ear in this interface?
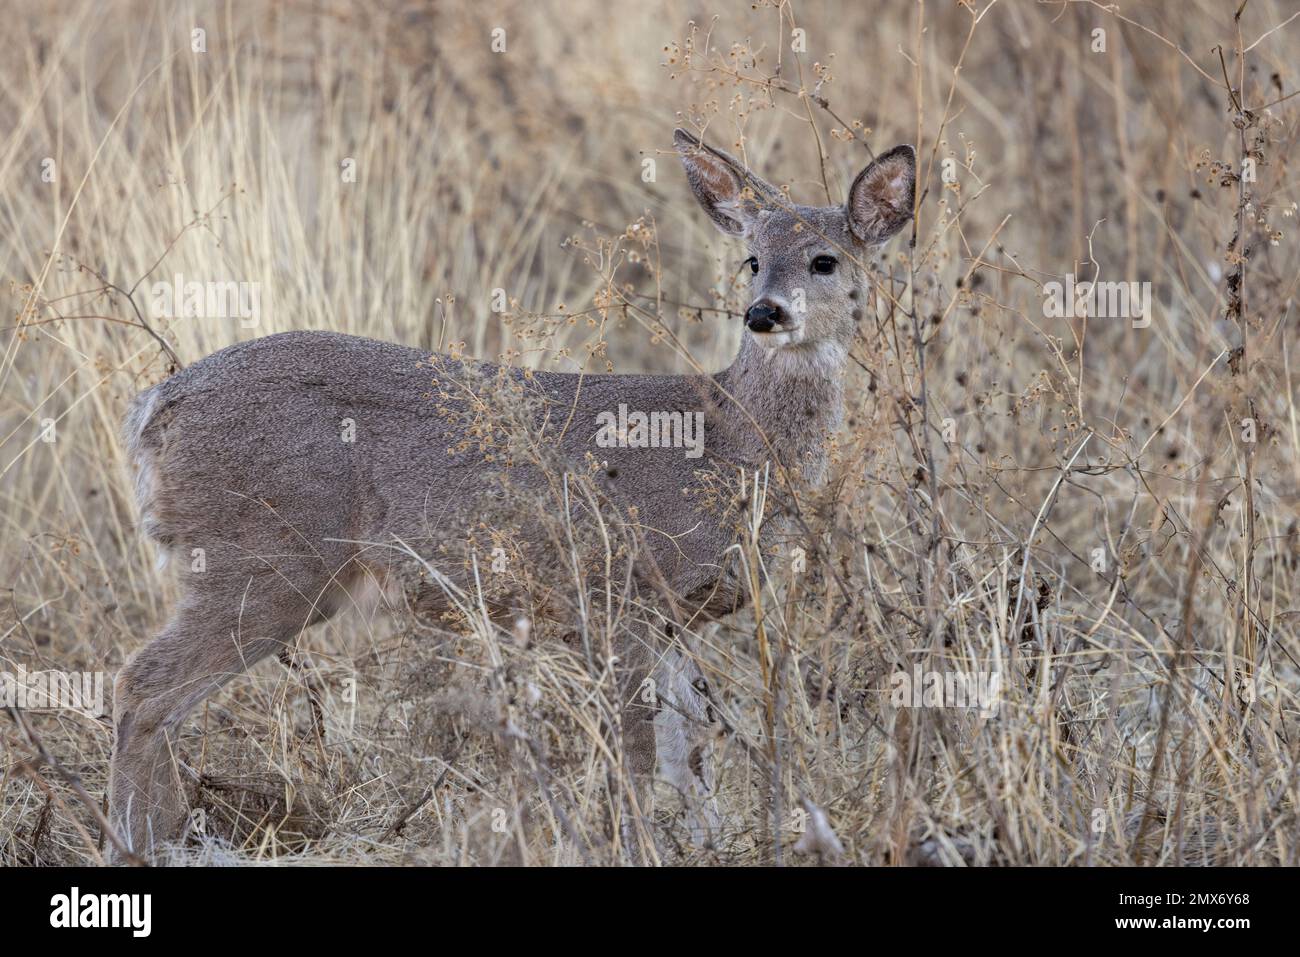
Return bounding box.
[846,145,916,244]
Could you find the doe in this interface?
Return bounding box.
[109,129,916,860]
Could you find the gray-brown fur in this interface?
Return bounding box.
[108,129,915,860]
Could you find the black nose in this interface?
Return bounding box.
[745,300,784,333]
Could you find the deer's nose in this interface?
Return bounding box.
[745,300,784,333]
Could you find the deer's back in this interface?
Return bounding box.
[126,330,754,610]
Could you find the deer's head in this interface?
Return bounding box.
[675,129,915,355]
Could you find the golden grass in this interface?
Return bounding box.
[2,0,1299,865]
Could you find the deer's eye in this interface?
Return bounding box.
[811,255,838,275]
[744,256,760,275]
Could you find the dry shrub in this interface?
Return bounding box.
[2,0,1298,866]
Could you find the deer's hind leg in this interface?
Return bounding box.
[108,567,344,861]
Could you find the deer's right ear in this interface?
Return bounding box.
[674,129,773,237]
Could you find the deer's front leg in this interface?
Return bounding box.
[653,646,721,849]
[610,623,660,861]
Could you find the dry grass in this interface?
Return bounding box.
[2,0,1299,866]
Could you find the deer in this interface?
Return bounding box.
[108,128,916,862]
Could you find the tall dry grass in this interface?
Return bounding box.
[2,0,1299,865]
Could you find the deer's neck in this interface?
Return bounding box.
[715,335,847,482]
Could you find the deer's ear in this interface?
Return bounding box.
[674,129,777,237]
[847,144,916,244]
